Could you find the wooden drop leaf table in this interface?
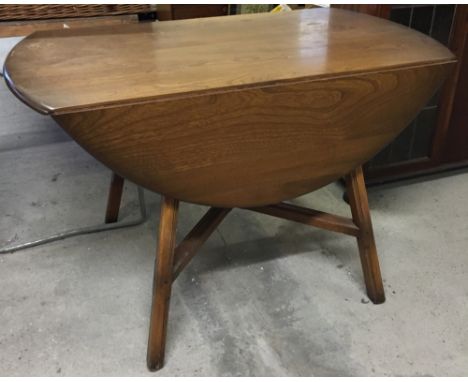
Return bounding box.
[3,8,455,371]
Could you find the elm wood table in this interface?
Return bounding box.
[3,8,455,371]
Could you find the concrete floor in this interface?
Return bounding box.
[1,48,468,377]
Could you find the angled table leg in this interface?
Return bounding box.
[146,166,384,371]
[247,165,385,304]
[147,196,179,371]
[345,166,385,304]
[146,200,231,371]
[105,172,125,223]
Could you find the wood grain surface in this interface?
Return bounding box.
[3,8,455,115]
[147,196,178,371]
[2,8,454,371]
[54,63,452,207]
[345,166,385,303]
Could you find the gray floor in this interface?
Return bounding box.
[1,52,468,377]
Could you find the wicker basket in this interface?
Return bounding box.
[0,4,155,21]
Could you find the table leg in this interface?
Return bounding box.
[345,166,385,304]
[105,172,124,223]
[144,167,385,371]
[147,196,179,371]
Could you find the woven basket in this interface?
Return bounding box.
[0,4,154,21]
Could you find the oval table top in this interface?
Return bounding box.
[3,8,455,116]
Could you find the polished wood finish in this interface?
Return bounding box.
[342,5,468,184]
[4,9,454,115]
[147,196,179,371]
[345,167,385,303]
[104,172,124,224]
[248,203,359,237]
[173,207,231,280]
[4,9,453,207]
[53,64,451,208]
[3,8,453,371]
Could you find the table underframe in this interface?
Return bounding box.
[0,166,385,371]
[145,165,386,371]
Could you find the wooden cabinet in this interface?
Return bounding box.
[441,7,468,163]
[157,5,228,21]
[335,5,468,184]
